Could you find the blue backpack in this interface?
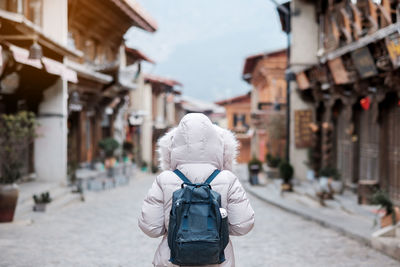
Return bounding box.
[168,169,229,266]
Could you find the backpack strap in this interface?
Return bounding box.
[204,169,221,185]
[173,169,191,184]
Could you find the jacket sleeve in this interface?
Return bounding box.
[138,175,166,238]
[226,176,255,236]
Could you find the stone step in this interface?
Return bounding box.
[15,184,79,218]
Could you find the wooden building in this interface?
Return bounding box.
[0,2,79,181]
[293,0,400,204]
[242,49,287,161]
[216,93,252,163]
[65,0,157,167]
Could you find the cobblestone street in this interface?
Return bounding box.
[0,171,399,267]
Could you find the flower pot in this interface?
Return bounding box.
[306,170,315,181]
[281,183,292,192]
[330,180,344,194]
[0,184,19,222]
[319,176,330,192]
[381,207,400,228]
[266,167,279,179]
[33,203,47,212]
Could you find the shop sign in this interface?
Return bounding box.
[327,58,350,84]
[385,32,400,68]
[351,47,378,78]
[294,109,313,148]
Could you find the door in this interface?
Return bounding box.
[383,101,400,204]
[336,108,357,186]
[357,109,380,182]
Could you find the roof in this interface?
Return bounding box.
[215,92,251,106]
[109,0,158,32]
[125,46,155,63]
[144,74,182,88]
[242,48,287,83]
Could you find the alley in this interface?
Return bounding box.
[0,171,398,267]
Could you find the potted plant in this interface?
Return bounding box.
[0,111,38,222]
[33,192,52,212]
[141,161,148,172]
[279,161,294,192]
[319,166,342,194]
[371,190,400,228]
[248,157,262,185]
[151,164,159,174]
[122,141,134,163]
[265,153,281,178]
[98,138,119,169]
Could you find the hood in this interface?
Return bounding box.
[157,113,238,171]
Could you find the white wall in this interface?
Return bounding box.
[33,0,68,183]
[34,79,68,183]
[141,83,153,165]
[290,0,319,180]
[42,0,68,44]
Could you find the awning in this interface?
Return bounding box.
[65,59,113,84]
[5,44,78,83]
[42,57,78,83]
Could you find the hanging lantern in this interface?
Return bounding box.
[28,41,43,60]
[398,100,400,107]
[360,96,371,110]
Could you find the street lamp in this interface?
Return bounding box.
[267,0,291,163]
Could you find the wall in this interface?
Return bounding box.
[290,0,319,180]
[34,0,69,183]
[34,79,68,183]
[42,0,68,44]
[141,83,153,165]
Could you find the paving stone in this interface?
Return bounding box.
[0,171,398,266]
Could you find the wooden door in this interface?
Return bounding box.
[383,102,400,203]
[357,109,380,182]
[336,109,357,185]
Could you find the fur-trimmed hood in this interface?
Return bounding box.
[157,113,238,171]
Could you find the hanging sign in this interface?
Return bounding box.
[294,109,313,148]
[385,32,400,68]
[351,47,378,78]
[327,57,350,84]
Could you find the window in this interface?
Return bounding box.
[27,0,42,26]
[84,39,97,62]
[1,0,42,26]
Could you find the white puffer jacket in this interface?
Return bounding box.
[138,113,255,267]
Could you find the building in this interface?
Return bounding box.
[65,0,157,171]
[242,49,287,161]
[0,1,79,182]
[289,0,400,204]
[128,73,182,168]
[216,93,252,163]
[0,0,157,183]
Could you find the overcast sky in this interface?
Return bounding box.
[126,0,287,102]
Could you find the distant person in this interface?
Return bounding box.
[139,113,255,267]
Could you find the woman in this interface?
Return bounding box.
[139,113,255,267]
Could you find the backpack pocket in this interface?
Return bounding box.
[173,240,221,265]
[220,217,229,249]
